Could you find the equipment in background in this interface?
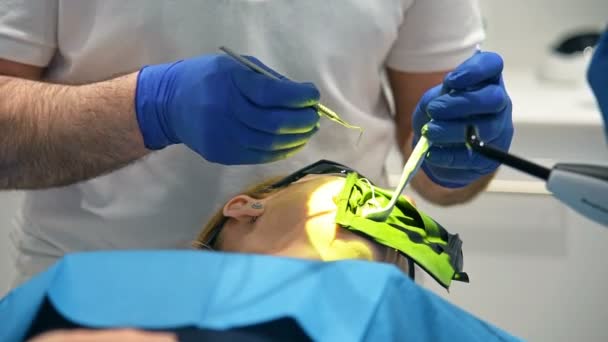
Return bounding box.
[537,29,601,85]
[466,126,608,227]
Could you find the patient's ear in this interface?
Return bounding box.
[223,195,265,222]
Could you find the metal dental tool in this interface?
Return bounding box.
[466,126,608,227]
[219,46,364,139]
[365,135,431,222]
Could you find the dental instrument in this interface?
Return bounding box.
[465,126,608,227]
[219,46,364,137]
[364,135,431,221]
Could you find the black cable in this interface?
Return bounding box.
[465,126,551,181]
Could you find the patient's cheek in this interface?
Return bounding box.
[334,229,384,261]
[304,215,337,253]
[327,239,375,261]
[304,216,379,262]
[306,178,343,215]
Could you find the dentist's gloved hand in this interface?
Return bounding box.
[412,52,513,188]
[135,54,320,165]
[588,29,608,140]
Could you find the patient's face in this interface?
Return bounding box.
[219,175,388,262]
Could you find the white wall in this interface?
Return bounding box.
[479,0,607,68]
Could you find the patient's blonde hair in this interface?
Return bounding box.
[192,176,409,274]
[193,176,285,250]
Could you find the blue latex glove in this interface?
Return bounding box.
[588,29,608,140]
[135,54,320,165]
[412,52,513,188]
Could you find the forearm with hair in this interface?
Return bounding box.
[0,73,149,189]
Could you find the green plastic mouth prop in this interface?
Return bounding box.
[335,173,468,289]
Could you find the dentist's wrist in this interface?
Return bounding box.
[134,63,182,150]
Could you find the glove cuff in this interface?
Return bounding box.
[134,63,179,150]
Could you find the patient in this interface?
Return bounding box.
[192,160,411,274]
[191,159,467,288]
[19,160,471,342]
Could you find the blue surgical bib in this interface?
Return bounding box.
[0,251,521,342]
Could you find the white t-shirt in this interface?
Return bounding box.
[0,0,484,286]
